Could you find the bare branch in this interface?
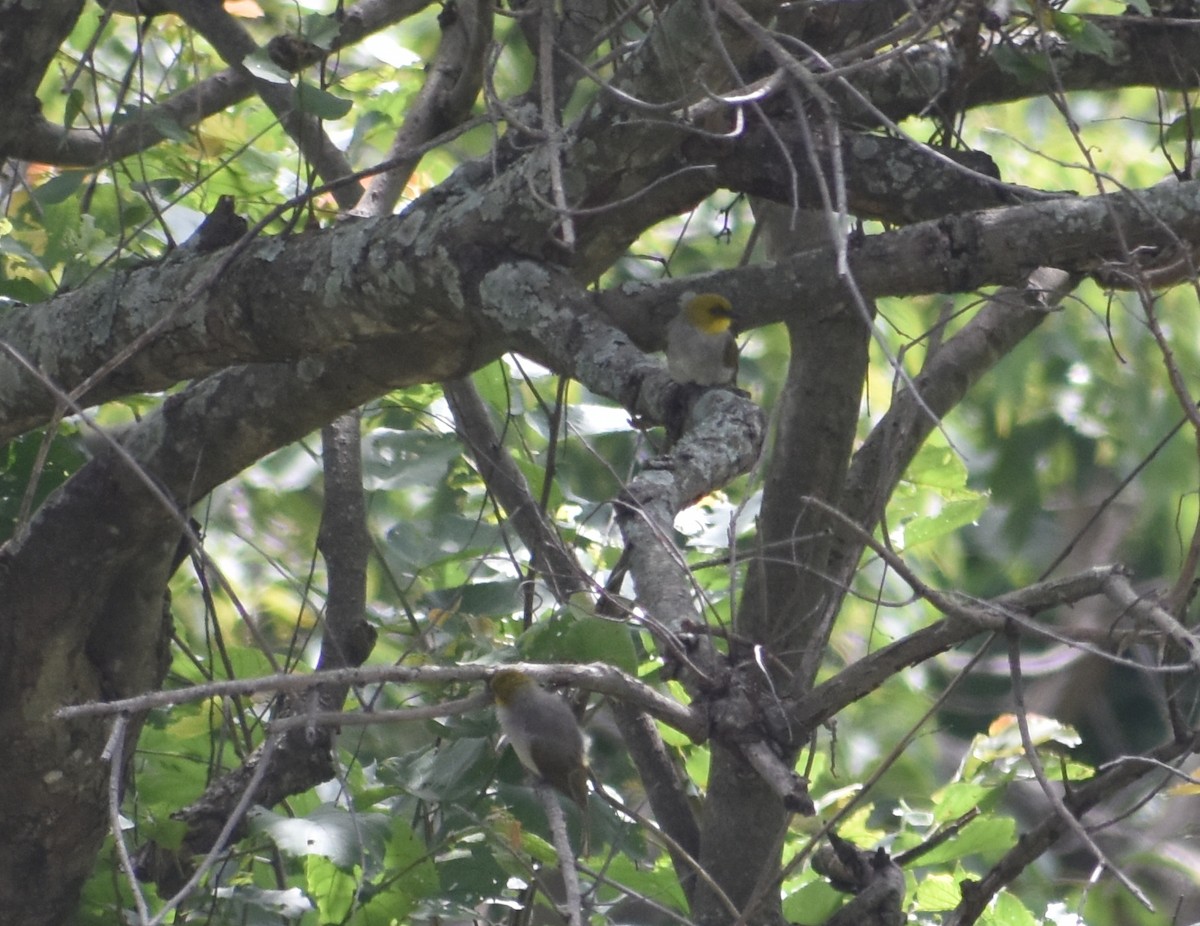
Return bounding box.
[1006,625,1154,910]
[56,661,706,739]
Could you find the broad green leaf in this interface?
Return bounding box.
[913,870,961,910]
[782,879,845,926]
[302,13,342,49]
[933,781,992,820]
[306,855,357,922]
[521,610,639,673]
[390,737,493,802]
[32,171,86,205]
[364,429,463,488]
[1051,12,1116,63]
[981,890,1039,926]
[601,854,688,913]
[296,81,354,120]
[435,841,510,903]
[351,821,439,923]
[0,427,86,542]
[1165,109,1200,143]
[242,48,293,83]
[908,817,1015,866]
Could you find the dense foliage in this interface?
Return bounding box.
[3,0,1200,925]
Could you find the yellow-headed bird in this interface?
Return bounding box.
[491,669,589,810]
[666,292,738,387]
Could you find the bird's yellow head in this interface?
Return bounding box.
[490,669,535,706]
[681,293,734,335]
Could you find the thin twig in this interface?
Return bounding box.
[537,782,583,926]
[148,735,280,924]
[1005,622,1154,911]
[104,716,152,925]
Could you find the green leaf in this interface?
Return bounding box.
[302,13,342,49]
[913,870,961,911]
[381,820,439,894]
[1165,109,1200,143]
[306,855,357,922]
[436,841,511,903]
[63,88,85,128]
[296,80,354,120]
[364,429,463,489]
[991,44,1050,81]
[601,854,688,914]
[908,816,1015,866]
[0,428,86,542]
[559,615,639,673]
[889,443,989,549]
[423,579,521,617]
[242,48,293,83]
[352,821,439,923]
[981,889,1039,926]
[1051,12,1116,63]
[33,171,86,205]
[782,879,845,926]
[218,644,278,680]
[141,815,188,853]
[383,514,503,571]
[932,781,992,820]
[388,737,493,802]
[903,442,969,489]
[896,493,988,548]
[148,108,192,142]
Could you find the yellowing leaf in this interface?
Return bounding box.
[224,0,264,17]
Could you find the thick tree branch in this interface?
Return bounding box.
[737,295,872,680]
[0,0,84,152]
[599,179,1200,351]
[715,121,1033,225]
[842,16,1200,127]
[4,179,1198,449]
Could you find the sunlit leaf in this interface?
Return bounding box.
[250,804,390,866]
[306,855,356,922]
[981,890,1040,926]
[913,871,961,910]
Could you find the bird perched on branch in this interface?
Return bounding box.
[490,669,589,810]
[666,292,738,387]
